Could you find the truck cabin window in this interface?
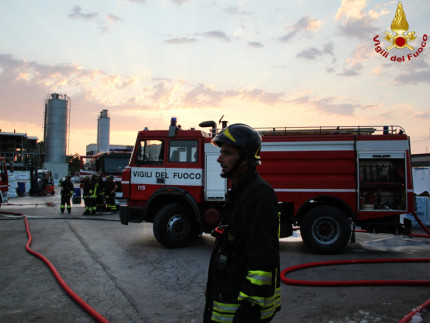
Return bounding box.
[169,140,198,163]
[136,140,164,165]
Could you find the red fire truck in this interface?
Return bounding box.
[80,151,132,206]
[120,118,415,253]
[0,156,9,205]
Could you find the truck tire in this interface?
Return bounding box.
[153,203,196,248]
[300,205,351,253]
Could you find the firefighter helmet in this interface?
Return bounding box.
[212,123,262,165]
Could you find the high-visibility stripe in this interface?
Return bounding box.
[212,301,239,322]
[238,291,265,306]
[246,270,272,286]
[213,301,239,313]
[261,287,281,319]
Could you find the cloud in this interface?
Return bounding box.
[164,36,198,44]
[106,14,123,23]
[287,94,360,116]
[296,42,334,60]
[224,6,251,15]
[68,6,98,21]
[393,69,430,85]
[335,0,382,39]
[198,31,231,42]
[171,0,191,5]
[248,42,263,48]
[164,31,231,45]
[182,84,283,107]
[129,0,146,4]
[68,6,123,34]
[279,16,322,42]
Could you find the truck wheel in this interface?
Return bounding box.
[153,203,196,248]
[300,205,351,253]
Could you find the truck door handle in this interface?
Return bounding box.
[157,178,165,184]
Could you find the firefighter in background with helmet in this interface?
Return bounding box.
[82,176,91,215]
[89,174,98,215]
[59,175,74,214]
[105,175,117,212]
[204,124,281,322]
[95,173,106,212]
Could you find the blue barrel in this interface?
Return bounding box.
[17,182,26,196]
[73,187,81,197]
[72,187,81,204]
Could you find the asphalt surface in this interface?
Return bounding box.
[1,191,429,323]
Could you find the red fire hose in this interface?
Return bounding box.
[23,216,109,323]
[3,210,110,323]
[281,259,430,323]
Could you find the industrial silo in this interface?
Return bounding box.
[44,93,69,163]
[97,109,110,153]
[43,93,70,183]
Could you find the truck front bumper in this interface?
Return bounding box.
[119,206,145,225]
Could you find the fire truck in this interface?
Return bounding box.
[80,151,132,206]
[0,156,9,205]
[120,118,415,253]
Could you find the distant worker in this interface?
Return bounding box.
[95,174,106,212]
[204,124,281,322]
[82,176,91,215]
[59,175,74,214]
[89,175,98,215]
[105,176,118,212]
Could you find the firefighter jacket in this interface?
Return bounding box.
[105,180,117,197]
[59,179,74,198]
[82,180,91,198]
[205,170,281,322]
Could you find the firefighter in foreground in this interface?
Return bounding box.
[204,124,281,322]
[59,175,74,214]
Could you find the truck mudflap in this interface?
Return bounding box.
[119,206,145,225]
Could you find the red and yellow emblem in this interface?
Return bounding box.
[384,1,416,50]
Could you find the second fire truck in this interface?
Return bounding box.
[120,118,415,253]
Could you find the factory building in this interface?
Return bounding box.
[0,131,39,170]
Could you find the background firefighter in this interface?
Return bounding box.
[82,176,91,215]
[59,175,74,214]
[95,174,106,211]
[105,176,117,212]
[204,124,281,323]
[89,175,98,215]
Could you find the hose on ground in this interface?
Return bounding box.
[281,258,430,323]
[21,213,109,323]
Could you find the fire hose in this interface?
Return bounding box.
[283,212,430,323]
[1,210,109,323]
[2,206,429,322]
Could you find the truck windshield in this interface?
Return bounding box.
[104,158,131,174]
[136,140,164,165]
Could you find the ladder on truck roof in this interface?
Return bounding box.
[256,125,405,137]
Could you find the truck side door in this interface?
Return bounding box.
[130,139,165,201]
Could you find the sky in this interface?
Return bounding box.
[0,0,429,156]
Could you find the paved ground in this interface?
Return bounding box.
[1,192,429,323]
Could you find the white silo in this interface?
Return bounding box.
[43,93,70,183]
[97,109,110,153]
